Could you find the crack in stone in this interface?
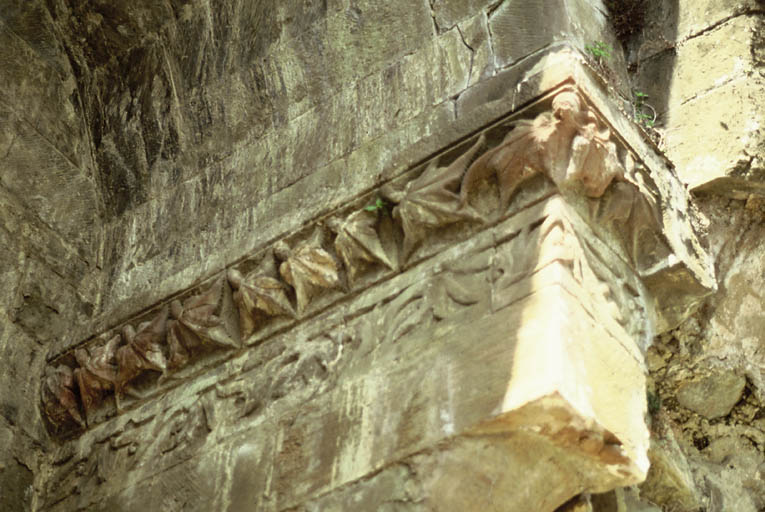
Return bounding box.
[455,24,475,92]
[486,0,507,19]
[635,11,765,65]
[678,73,750,107]
[0,97,83,175]
[0,180,89,271]
[681,9,765,43]
[427,0,440,35]
[1,130,18,164]
[485,11,497,72]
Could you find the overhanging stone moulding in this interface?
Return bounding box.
[41,80,715,502]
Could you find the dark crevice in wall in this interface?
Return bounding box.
[606,0,678,130]
[604,0,648,45]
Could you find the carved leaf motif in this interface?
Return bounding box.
[114,306,168,409]
[333,209,395,284]
[168,277,239,370]
[43,365,85,430]
[228,268,296,339]
[564,118,623,197]
[74,333,120,425]
[390,136,484,259]
[430,274,482,321]
[277,237,341,316]
[381,285,430,345]
[461,117,555,210]
[597,180,670,272]
[156,404,210,456]
[461,91,622,209]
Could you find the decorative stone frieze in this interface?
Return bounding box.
[273,229,343,316]
[227,265,296,339]
[40,84,714,510]
[381,134,484,259]
[166,277,240,371]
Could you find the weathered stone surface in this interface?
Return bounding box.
[634,10,765,194]
[0,425,35,512]
[40,81,715,447]
[673,0,764,41]
[676,371,746,419]
[13,257,95,344]
[0,103,99,259]
[0,316,49,441]
[639,416,702,511]
[702,435,765,511]
[591,488,663,512]
[41,181,667,510]
[4,0,762,510]
[643,198,765,510]
[488,0,629,93]
[692,198,765,401]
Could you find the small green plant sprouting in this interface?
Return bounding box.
[633,91,657,129]
[585,41,612,60]
[364,197,388,214]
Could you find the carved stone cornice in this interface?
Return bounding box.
[41,83,715,449]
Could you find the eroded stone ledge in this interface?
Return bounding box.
[38,63,720,509]
[41,76,715,444]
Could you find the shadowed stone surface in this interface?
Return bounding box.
[0,0,764,511]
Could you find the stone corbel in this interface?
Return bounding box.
[40,83,715,511]
[419,86,715,507]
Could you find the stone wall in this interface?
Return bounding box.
[0,0,763,511]
[624,1,765,511]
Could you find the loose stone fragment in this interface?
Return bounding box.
[676,371,746,419]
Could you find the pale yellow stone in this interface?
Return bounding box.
[664,77,765,191]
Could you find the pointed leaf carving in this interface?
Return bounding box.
[114,306,168,410]
[167,277,239,370]
[276,232,341,316]
[228,268,296,339]
[42,365,85,430]
[388,136,484,259]
[461,91,623,211]
[332,209,396,285]
[74,333,120,425]
[381,285,430,345]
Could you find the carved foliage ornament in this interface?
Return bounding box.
[228,255,296,339]
[167,277,239,370]
[329,209,396,285]
[41,89,653,436]
[274,229,342,316]
[461,91,623,209]
[383,135,484,258]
